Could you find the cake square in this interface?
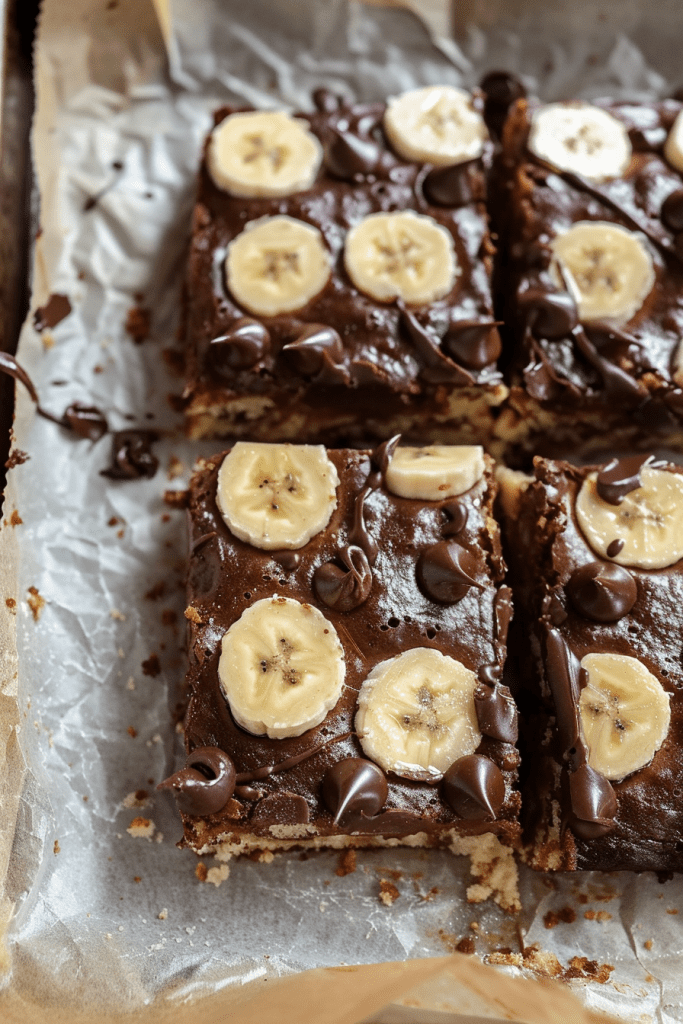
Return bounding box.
[162,440,521,859]
[499,454,683,872]
[493,96,683,464]
[181,87,507,445]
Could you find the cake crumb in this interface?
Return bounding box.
[127,817,156,841]
[10,509,23,527]
[184,605,202,624]
[122,789,149,809]
[666,908,679,915]
[336,850,357,877]
[164,489,189,509]
[195,863,208,882]
[167,455,184,480]
[449,832,521,913]
[158,908,168,920]
[456,936,475,954]
[125,304,151,344]
[53,840,60,855]
[133,876,141,884]
[5,598,16,615]
[110,608,126,621]
[379,879,400,906]
[584,909,612,922]
[142,654,161,677]
[544,907,576,928]
[644,939,654,950]
[27,586,45,621]
[127,726,137,738]
[126,677,136,690]
[206,864,230,888]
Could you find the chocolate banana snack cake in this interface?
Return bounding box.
[161,441,520,859]
[499,455,683,872]
[492,95,683,464]
[182,87,507,445]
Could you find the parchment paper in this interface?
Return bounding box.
[0,0,682,1020]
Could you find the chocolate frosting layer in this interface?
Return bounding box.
[180,448,519,846]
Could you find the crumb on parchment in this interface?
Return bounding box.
[127,817,156,841]
[379,879,400,906]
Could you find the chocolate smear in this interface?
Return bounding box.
[101,430,159,480]
[662,188,683,234]
[567,762,618,840]
[251,792,310,825]
[441,499,468,536]
[322,757,388,826]
[209,318,270,372]
[474,681,518,744]
[281,323,349,383]
[33,294,72,332]
[157,746,236,816]
[566,561,637,622]
[543,625,582,755]
[493,585,513,649]
[348,485,379,564]
[0,350,39,402]
[442,320,502,369]
[518,287,578,340]
[479,70,526,138]
[62,403,108,441]
[417,540,482,604]
[596,453,653,505]
[606,538,625,558]
[572,326,646,406]
[312,87,341,113]
[399,306,475,385]
[325,129,381,181]
[442,754,505,821]
[314,544,372,611]
[369,434,401,484]
[423,161,483,208]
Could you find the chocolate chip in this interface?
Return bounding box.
[518,288,578,340]
[208,318,270,372]
[423,162,482,208]
[325,129,381,180]
[442,320,502,369]
[281,323,345,378]
[322,758,388,825]
[596,454,653,505]
[417,540,481,604]
[474,682,518,744]
[101,430,159,480]
[442,755,505,821]
[568,762,617,840]
[661,188,683,234]
[566,561,638,623]
[272,551,301,571]
[441,499,468,536]
[314,545,372,612]
[606,538,625,558]
[157,747,236,816]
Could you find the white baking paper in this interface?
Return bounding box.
[0,0,682,1020]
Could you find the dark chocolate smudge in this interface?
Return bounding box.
[100,430,159,480]
[567,763,618,840]
[662,187,683,234]
[314,544,372,611]
[33,294,72,332]
[321,757,388,826]
[596,453,653,505]
[251,792,310,825]
[417,539,482,604]
[62,403,108,441]
[572,326,646,406]
[566,561,637,623]
[474,681,518,744]
[518,287,578,340]
[479,70,526,138]
[442,754,505,821]
[157,746,236,816]
[312,88,341,113]
[348,485,379,565]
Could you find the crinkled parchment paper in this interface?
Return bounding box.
[0,0,682,1019]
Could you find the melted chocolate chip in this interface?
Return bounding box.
[101,430,159,480]
[566,561,638,622]
[63,403,108,441]
[325,129,381,180]
[441,499,468,536]
[209,318,270,372]
[272,550,301,570]
[474,682,518,744]
[321,757,388,826]
[479,70,526,138]
[573,327,646,406]
[442,320,502,370]
[348,485,378,564]
[399,307,475,385]
[596,454,653,505]
[417,540,481,604]
[493,585,513,648]
[518,288,578,340]
[568,762,617,840]
[157,746,236,816]
[607,538,625,558]
[442,755,505,821]
[314,544,372,611]
[33,294,72,332]
[312,87,341,113]
[281,323,347,382]
[423,162,482,208]
[251,791,310,825]
[544,626,582,755]
[370,434,400,481]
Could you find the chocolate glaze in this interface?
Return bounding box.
[567,763,619,840]
[252,792,310,825]
[442,754,505,820]
[157,747,236,816]
[348,485,379,565]
[566,562,637,622]
[417,539,482,604]
[184,96,502,443]
[0,350,39,403]
[180,448,518,847]
[322,757,388,825]
[314,545,372,611]
[33,293,72,331]
[101,430,159,480]
[209,318,270,372]
[596,453,653,505]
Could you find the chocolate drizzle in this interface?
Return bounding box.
[314,545,372,611]
[209,318,270,372]
[596,453,653,505]
[543,622,617,837]
[566,562,638,622]
[442,754,505,821]
[417,539,482,604]
[399,305,475,385]
[348,485,379,564]
[322,757,388,825]
[479,70,526,139]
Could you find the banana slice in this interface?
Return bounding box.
[217,442,339,550]
[344,211,458,305]
[579,653,670,781]
[226,215,332,317]
[664,110,683,174]
[575,465,683,570]
[551,221,654,325]
[219,596,345,739]
[355,648,481,781]
[207,111,322,198]
[385,445,484,501]
[383,85,487,167]
[528,103,632,181]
